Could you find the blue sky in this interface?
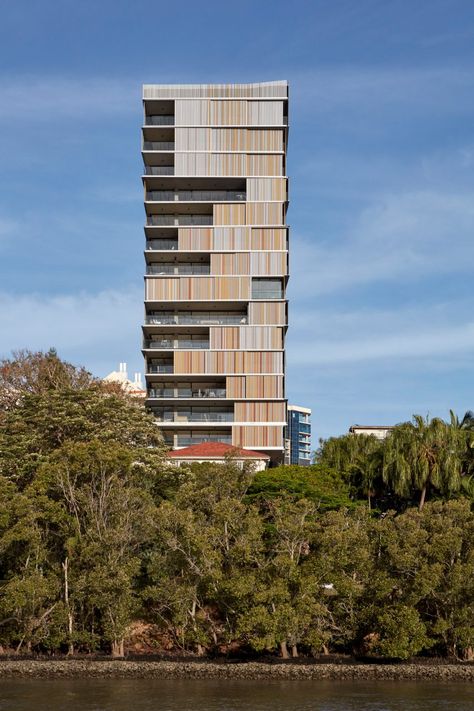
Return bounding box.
[1,0,474,441]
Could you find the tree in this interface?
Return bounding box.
[0,349,95,414]
[316,434,384,508]
[383,415,468,510]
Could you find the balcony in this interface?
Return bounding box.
[143,141,175,151]
[146,339,209,350]
[148,386,226,399]
[147,215,213,227]
[146,239,179,251]
[144,166,174,176]
[146,190,246,202]
[176,434,232,446]
[151,408,234,423]
[148,364,173,374]
[252,278,284,300]
[145,115,175,125]
[145,312,247,326]
[146,263,210,275]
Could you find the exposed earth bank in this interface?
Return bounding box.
[0,660,474,680]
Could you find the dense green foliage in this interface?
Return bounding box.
[1,352,474,660]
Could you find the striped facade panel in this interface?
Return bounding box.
[175,100,210,125]
[247,130,283,151]
[176,154,283,177]
[213,203,246,225]
[174,152,208,175]
[209,129,283,151]
[248,301,286,325]
[213,227,251,250]
[210,327,240,349]
[235,401,286,423]
[245,375,284,398]
[145,277,251,301]
[247,101,284,125]
[209,100,248,125]
[226,376,246,398]
[178,228,213,251]
[246,202,284,225]
[175,127,210,150]
[211,252,251,274]
[226,375,284,398]
[143,82,287,99]
[174,350,283,375]
[247,154,283,176]
[251,228,287,251]
[232,425,284,448]
[239,326,283,349]
[250,252,287,276]
[247,178,287,201]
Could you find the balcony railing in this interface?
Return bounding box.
[252,290,284,299]
[176,434,232,446]
[143,141,175,151]
[147,365,173,374]
[146,340,210,350]
[152,411,234,423]
[145,115,175,125]
[145,313,247,326]
[147,264,210,275]
[148,388,226,399]
[144,166,174,176]
[147,215,213,226]
[146,240,179,251]
[146,190,246,202]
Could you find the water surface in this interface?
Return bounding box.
[0,678,471,711]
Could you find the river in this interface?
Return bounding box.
[0,679,472,710]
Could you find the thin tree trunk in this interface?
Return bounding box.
[280,640,289,659]
[419,485,427,511]
[62,557,74,656]
[291,644,298,658]
[111,639,124,657]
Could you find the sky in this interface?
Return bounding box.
[0,0,473,442]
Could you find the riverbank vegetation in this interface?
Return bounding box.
[1,350,474,661]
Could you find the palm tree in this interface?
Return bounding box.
[383,415,467,510]
[450,410,474,431]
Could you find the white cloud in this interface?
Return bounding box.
[287,301,474,366]
[289,189,474,297]
[0,288,144,377]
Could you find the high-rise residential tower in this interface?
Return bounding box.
[141,81,289,463]
[286,405,312,465]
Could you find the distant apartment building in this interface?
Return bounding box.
[286,405,312,466]
[349,425,394,440]
[141,81,289,464]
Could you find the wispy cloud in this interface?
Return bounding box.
[287,300,474,366]
[0,288,143,376]
[289,189,474,297]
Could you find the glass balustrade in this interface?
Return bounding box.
[144,166,174,175]
[176,434,232,446]
[146,190,246,202]
[146,340,209,350]
[151,409,233,423]
[147,215,213,226]
[147,365,173,373]
[145,115,175,125]
[145,312,247,325]
[146,264,210,275]
[148,387,226,399]
[146,240,179,251]
[143,141,175,150]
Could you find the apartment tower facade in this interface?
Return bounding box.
[142,81,289,463]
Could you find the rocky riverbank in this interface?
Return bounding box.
[0,660,473,681]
